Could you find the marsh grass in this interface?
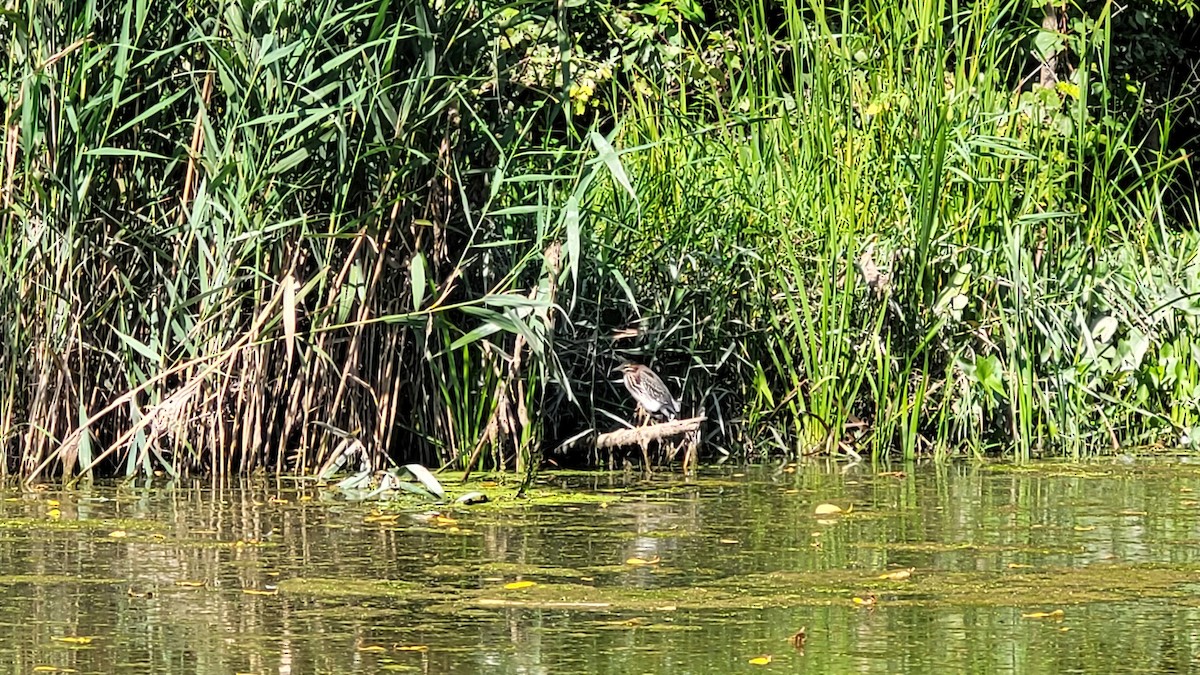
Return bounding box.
[587,0,1200,460]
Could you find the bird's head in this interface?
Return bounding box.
[612,362,637,375]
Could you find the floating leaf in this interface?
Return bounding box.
[363,514,401,524]
[789,627,807,649]
[748,655,773,665]
[878,568,913,580]
[51,636,95,645]
[504,581,536,590]
[242,588,278,596]
[625,556,661,566]
[108,530,129,538]
[1021,609,1065,619]
[356,644,387,653]
[814,503,843,515]
[395,645,429,652]
[174,580,206,587]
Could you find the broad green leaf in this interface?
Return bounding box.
[112,326,160,362]
[589,131,637,202]
[411,252,427,311]
[402,463,445,499]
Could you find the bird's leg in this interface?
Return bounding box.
[636,406,653,471]
[635,406,651,428]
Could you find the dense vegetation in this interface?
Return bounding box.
[2,0,1198,480]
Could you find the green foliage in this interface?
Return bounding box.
[1,0,1197,478]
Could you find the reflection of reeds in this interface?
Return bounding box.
[2,0,1197,479]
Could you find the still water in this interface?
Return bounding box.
[3,461,1200,674]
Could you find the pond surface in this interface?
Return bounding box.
[4,460,1200,674]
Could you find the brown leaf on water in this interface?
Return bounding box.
[1021,609,1065,619]
[789,627,807,649]
[625,556,661,566]
[878,568,913,581]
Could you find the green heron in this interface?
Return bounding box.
[614,362,680,421]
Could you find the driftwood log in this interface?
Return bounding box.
[559,415,705,471]
[595,416,704,449]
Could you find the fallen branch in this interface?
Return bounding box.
[595,416,706,449]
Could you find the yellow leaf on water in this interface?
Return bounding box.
[878,568,913,580]
[395,645,429,652]
[47,509,61,519]
[1021,610,1065,619]
[47,499,60,507]
[174,580,206,587]
[108,531,129,538]
[1007,563,1033,569]
[434,515,458,527]
[504,581,536,590]
[363,514,401,524]
[748,655,773,665]
[814,503,843,515]
[625,556,661,566]
[356,644,387,653]
[1073,526,1095,531]
[51,636,94,645]
[242,588,278,596]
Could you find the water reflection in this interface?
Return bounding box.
[3,461,1200,673]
